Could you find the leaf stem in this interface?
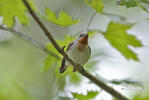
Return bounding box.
[86,11,97,31]
[0,25,60,60]
[22,0,129,100]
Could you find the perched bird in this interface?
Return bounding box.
[59,33,91,73]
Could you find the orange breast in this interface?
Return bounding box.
[77,43,87,51]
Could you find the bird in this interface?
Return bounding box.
[59,33,91,73]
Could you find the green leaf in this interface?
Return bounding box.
[104,22,142,61]
[43,35,75,71]
[44,35,81,90]
[85,0,104,13]
[46,34,75,54]
[136,2,149,14]
[69,73,82,84]
[44,8,79,26]
[117,0,137,8]
[0,0,34,27]
[63,35,75,45]
[72,91,98,100]
[117,0,149,14]
[87,31,97,38]
[43,55,56,72]
[141,0,149,3]
[133,94,149,100]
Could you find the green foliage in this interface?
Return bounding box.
[117,0,137,8]
[43,35,83,89]
[72,91,98,100]
[141,0,149,3]
[44,8,79,26]
[87,31,97,38]
[0,81,35,100]
[0,0,34,27]
[113,98,117,100]
[43,34,98,89]
[136,2,149,13]
[133,94,149,100]
[104,22,142,61]
[43,54,57,72]
[0,0,146,100]
[69,72,82,84]
[85,0,104,13]
[43,35,75,72]
[117,0,149,14]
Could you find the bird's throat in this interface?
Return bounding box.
[77,43,88,51]
[78,34,88,45]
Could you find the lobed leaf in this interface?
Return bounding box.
[117,0,149,14]
[0,0,34,27]
[72,91,99,100]
[85,0,104,13]
[44,8,79,26]
[104,22,142,61]
[117,0,137,8]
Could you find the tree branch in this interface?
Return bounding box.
[22,0,129,100]
[0,25,60,60]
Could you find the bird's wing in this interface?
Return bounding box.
[88,46,91,53]
[59,57,66,73]
[66,42,74,51]
[59,42,74,73]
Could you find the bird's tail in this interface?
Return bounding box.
[59,58,68,73]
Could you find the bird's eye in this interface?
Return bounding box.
[80,33,86,37]
[80,34,83,37]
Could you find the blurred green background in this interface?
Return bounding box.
[0,0,149,100]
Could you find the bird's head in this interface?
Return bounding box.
[77,33,88,46]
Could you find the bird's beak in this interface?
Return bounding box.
[78,33,88,45]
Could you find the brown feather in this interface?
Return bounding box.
[59,42,74,73]
[59,57,66,73]
[66,42,74,51]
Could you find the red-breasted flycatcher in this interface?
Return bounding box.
[59,33,91,73]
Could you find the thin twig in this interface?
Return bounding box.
[0,25,60,60]
[86,11,97,31]
[22,0,129,100]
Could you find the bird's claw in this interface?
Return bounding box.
[73,64,85,73]
[79,65,85,73]
[61,46,66,51]
[73,68,77,72]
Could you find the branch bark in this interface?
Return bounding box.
[22,0,129,100]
